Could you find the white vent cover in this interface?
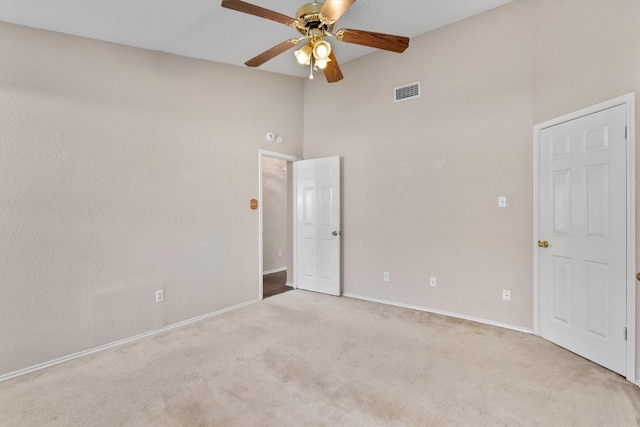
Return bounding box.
[394,82,420,103]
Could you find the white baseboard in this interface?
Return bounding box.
[0,299,260,383]
[342,293,534,335]
[263,267,286,275]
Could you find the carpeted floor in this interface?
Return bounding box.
[1,290,639,426]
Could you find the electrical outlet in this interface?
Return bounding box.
[155,290,164,303]
[430,276,437,287]
[383,272,390,282]
[277,249,282,257]
[502,289,511,301]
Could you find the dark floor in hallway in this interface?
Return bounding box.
[263,270,292,298]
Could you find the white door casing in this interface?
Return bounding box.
[534,94,636,381]
[294,156,341,296]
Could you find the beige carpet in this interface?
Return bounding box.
[1,290,639,426]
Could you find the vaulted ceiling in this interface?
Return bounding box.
[0,0,513,78]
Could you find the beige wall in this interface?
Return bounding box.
[303,0,640,333]
[0,22,303,376]
[3,0,640,378]
[262,157,288,273]
[532,0,640,124]
[304,0,535,328]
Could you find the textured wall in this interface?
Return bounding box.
[304,1,534,329]
[3,0,640,379]
[303,0,640,333]
[262,157,288,273]
[532,0,640,124]
[0,22,303,375]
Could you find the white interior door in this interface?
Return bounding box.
[294,156,341,296]
[538,104,627,375]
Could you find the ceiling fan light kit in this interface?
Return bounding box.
[295,39,331,71]
[220,0,410,83]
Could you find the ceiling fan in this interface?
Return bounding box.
[220,0,410,83]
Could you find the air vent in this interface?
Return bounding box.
[394,82,420,103]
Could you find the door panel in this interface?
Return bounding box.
[295,156,341,296]
[303,188,314,224]
[552,170,571,234]
[539,104,627,375]
[302,238,315,277]
[552,255,572,324]
[585,260,608,338]
[585,164,609,237]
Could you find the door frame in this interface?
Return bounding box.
[258,150,301,300]
[532,92,636,383]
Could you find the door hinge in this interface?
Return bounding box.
[624,327,628,341]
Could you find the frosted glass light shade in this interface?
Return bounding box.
[295,44,312,65]
[312,40,331,60]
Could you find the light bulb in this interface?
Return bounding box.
[312,40,331,60]
[294,44,312,65]
[295,51,307,65]
[316,59,328,69]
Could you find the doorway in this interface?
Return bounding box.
[259,150,300,300]
[533,93,636,382]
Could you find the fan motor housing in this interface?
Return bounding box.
[295,2,336,35]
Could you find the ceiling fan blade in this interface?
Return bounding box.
[323,51,344,83]
[221,0,297,26]
[320,0,356,22]
[336,28,409,53]
[245,39,300,67]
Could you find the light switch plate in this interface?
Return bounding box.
[498,196,507,208]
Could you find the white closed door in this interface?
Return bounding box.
[538,104,627,375]
[294,156,341,296]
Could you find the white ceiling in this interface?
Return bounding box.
[0,0,513,78]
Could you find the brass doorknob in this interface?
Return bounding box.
[538,240,549,248]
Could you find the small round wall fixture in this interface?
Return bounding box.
[276,135,284,144]
[266,132,275,142]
